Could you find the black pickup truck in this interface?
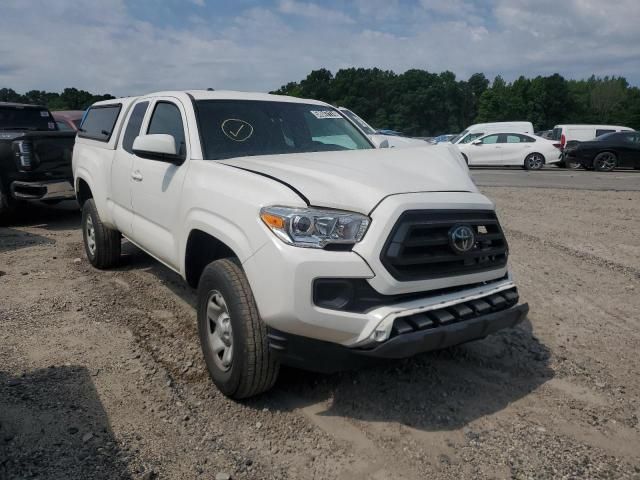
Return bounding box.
[0,102,76,217]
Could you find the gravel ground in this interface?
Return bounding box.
[1,187,639,479]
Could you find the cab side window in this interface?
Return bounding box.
[147,102,186,158]
[122,101,149,154]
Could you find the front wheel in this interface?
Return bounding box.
[593,152,617,172]
[197,258,279,399]
[81,199,121,268]
[524,153,545,170]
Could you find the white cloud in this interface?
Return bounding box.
[277,0,355,24]
[0,0,638,98]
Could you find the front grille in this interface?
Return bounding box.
[390,287,519,338]
[381,210,508,281]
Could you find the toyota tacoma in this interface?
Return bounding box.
[72,90,528,399]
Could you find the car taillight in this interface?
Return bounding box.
[560,134,566,147]
[12,140,38,171]
[552,143,562,150]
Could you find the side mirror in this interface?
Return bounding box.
[132,134,184,164]
[378,139,390,149]
[471,139,482,146]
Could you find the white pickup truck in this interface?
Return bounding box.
[72,90,528,399]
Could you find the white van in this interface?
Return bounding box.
[449,122,534,145]
[551,124,634,147]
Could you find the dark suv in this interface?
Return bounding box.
[0,102,76,216]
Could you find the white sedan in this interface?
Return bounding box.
[456,132,561,169]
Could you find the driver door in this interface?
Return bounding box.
[467,134,502,165]
[130,98,191,269]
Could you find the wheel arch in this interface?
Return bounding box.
[76,177,93,206]
[182,217,255,288]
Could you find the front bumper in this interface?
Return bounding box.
[268,302,528,373]
[10,179,75,201]
[243,192,516,346]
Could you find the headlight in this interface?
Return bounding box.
[260,206,370,249]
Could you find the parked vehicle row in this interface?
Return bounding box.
[72,90,528,399]
[0,102,76,217]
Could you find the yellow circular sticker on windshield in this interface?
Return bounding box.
[221,119,254,142]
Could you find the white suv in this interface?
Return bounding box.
[72,90,528,399]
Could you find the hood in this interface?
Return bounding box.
[220,146,476,214]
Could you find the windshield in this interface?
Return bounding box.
[0,106,57,131]
[338,109,376,135]
[195,100,373,160]
[449,129,469,144]
[551,127,562,141]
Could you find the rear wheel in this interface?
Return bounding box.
[197,258,279,399]
[593,152,617,172]
[524,153,545,170]
[81,199,121,268]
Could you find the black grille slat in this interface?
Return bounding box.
[390,288,519,338]
[381,210,508,281]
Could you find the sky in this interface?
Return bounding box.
[1,0,639,97]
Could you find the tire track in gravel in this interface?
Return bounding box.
[505,227,640,280]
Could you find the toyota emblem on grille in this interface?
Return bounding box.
[448,225,476,254]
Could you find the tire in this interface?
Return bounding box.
[81,198,121,268]
[524,153,545,170]
[593,152,617,172]
[0,180,12,217]
[197,258,279,399]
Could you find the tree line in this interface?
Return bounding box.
[273,69,640,136]
[0,87,114,111]
[3,69,640,136]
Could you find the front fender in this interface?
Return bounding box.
[180,208,265,275]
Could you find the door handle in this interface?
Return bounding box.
[131,171,143,182]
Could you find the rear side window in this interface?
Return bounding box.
[79,105,122,142]
[122,101,149,153]
[551,127,562,140]
[508,134,535,142]
[147,102,186,157]
[596,129,615,137]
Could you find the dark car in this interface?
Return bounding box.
[51,110,84,132]
[0,102,76,217]
[564,131,640,171]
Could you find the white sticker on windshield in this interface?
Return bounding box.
[48,122,55,129]
[40,111,49,117]
[311,110,342,119]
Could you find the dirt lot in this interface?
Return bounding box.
[1,186,639,479]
